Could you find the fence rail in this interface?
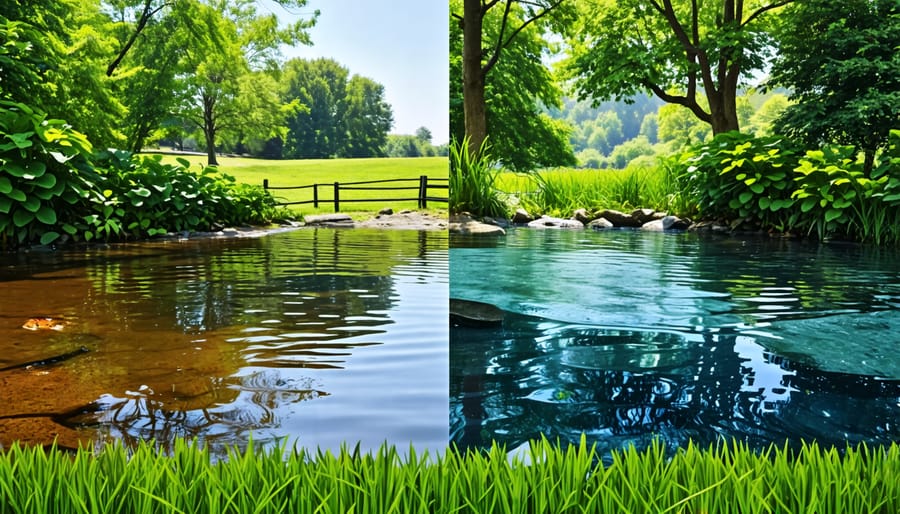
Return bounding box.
[263,175,448,212]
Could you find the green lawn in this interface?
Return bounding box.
[151,153,448,216]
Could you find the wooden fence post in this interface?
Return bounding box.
[313,184,319,208]
[333,182,340,212]
[418,175,427,208]
[263,179,268,190]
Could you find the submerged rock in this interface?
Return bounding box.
[757,310,900,379]
[450,298,505,327]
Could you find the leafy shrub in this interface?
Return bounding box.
[677,130,900,242]
[678,132,802,229]
[792,145,883,240]
[0,101,279,248]
[449,137,508,218]
[0,100,102,246]
[90,152,278,241]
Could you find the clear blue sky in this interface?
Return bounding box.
[260,0,449,144]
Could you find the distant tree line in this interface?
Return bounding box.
[550,91,792,169]
[0,0,439,164]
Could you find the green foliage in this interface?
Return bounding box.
[769,0,900,171]
[564,0,785,135]
[501,164,677,218]
[449,138,507,218]
[385,134,441,158]
[0,18,53,104]
[745,93,791,137]
[89,152,277,241]
[679,132,802,228]
[657,102,712,148]
[677,130,900,243]
[0,437,898,513]
[0,101,278,248]
[791,146,877,240]
[0,101,100,247]
[280,58,393,159]
[449,0,576,172]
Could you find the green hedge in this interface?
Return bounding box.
[0,437,897,513]
[0,101,277,249]
[677,129,900,243]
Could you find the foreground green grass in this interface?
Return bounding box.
[153,154,448,216]
[1,437,898,513]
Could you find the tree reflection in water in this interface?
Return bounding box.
[0,228,448,453]
[450,310,900,456]
[86,370,328,454]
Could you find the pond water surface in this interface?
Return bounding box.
[451,229,900,456]
[0,228,447,456]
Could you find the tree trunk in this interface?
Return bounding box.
[706,81,740,135]
[707,96,740,135]
[863,149,875,177]
[203,92,218,166]
[462,0,487,158]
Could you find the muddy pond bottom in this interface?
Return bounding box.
[0,228,447,456]
[450,229,900,457]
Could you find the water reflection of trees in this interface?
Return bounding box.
[451,313,900,455]
[0,228,447,451]
[88,370,329,455]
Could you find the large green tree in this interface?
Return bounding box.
[171,0,316,165]
[768,0,900,174]
[282,58,350,159]
[0,2,71,106]
[450,0,575,171]
[281,58,394,159]
[565,0,791,136]
[451,0,573,156]
[340,75,394,158]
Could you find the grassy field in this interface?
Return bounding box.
[151,153,448,216]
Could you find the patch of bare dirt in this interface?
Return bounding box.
[353,210,448,230]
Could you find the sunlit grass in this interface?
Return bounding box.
[1,437,897,513]
[495,164,682,218]
[149,153,448,216]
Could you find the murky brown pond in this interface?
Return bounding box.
[0,228,448,455]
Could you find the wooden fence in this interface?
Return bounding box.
[262,176,448,212]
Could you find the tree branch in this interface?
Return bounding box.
[482,0,566,76]
[482,0,514,76]
[500,0,565,50]
[107,0,171,76]
[742,0,794,28]
[483,0,503,12]
[645,80,711,123]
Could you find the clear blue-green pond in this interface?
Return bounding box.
[450,229,900,456]
[0,228,447,456]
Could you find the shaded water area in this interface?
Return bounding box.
[450,229,900,457]
[0,228,447,456]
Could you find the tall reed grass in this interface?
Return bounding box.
[449,137,508,218]
[0,437,897,513]
[496,163,683,218]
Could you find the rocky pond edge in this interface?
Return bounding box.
[449,207,739,237]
